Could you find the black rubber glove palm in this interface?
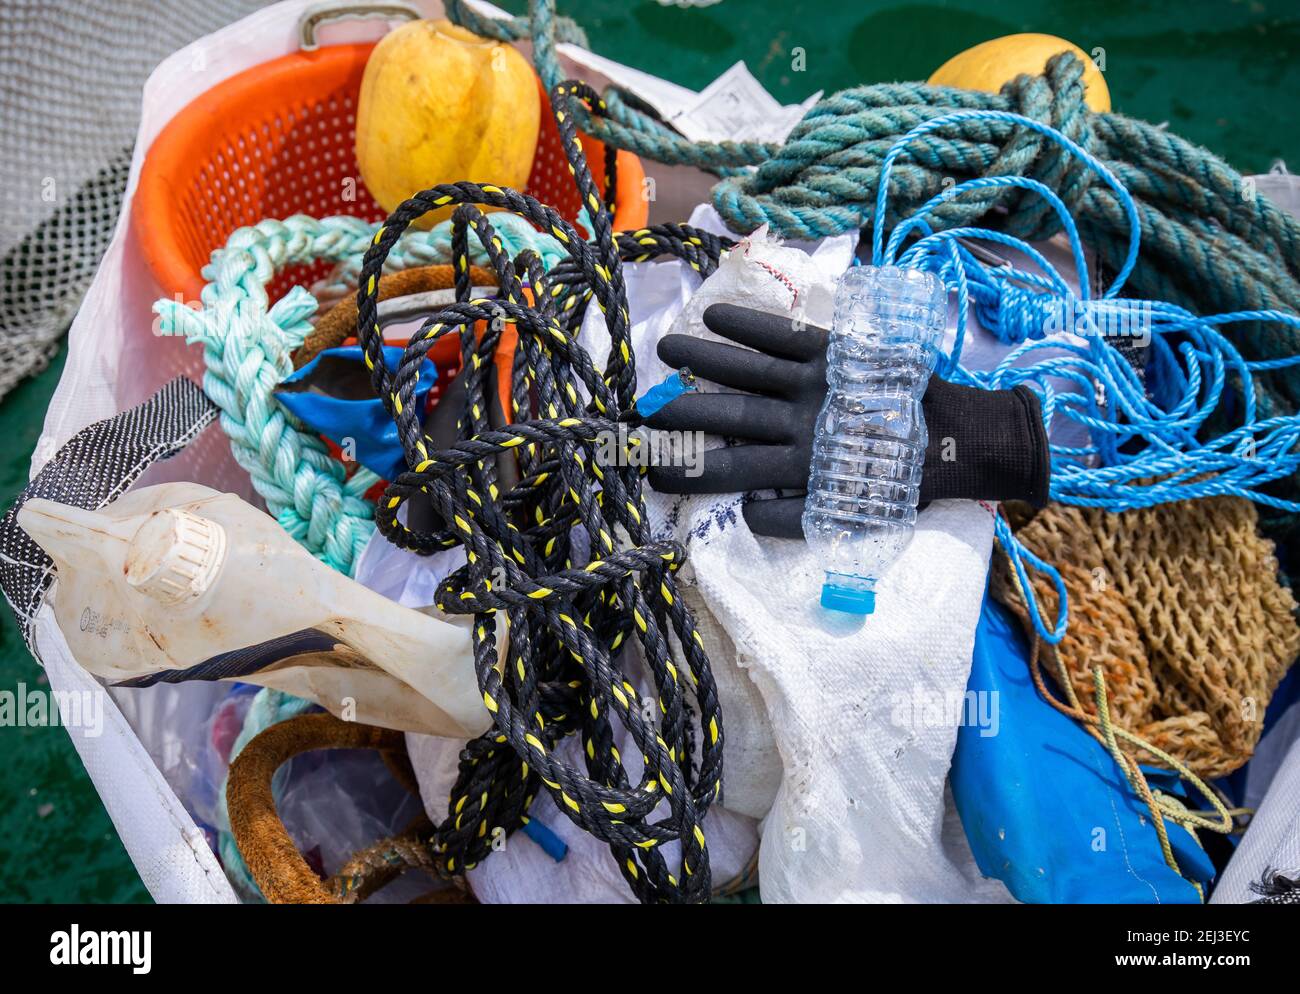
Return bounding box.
[646,303,1051,538]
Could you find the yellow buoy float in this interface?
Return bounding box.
[355,19,541,228]
[928,33,1111,113]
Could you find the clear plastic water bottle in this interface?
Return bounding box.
[803,265,947,614]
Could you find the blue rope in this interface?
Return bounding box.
[867,111,1300,645]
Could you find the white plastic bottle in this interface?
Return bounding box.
[802,265,946,614]
[18,483,490,737]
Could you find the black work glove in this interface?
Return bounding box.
[646,303,1051,539]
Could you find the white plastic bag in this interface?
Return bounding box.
[20,0,768,905]
[26,0,466,904]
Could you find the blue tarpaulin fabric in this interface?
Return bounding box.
[951,592,1215,903]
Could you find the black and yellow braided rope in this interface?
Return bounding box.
[353,81,733,903]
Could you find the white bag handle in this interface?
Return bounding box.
[297,0,421,50]
[1,378,217,654]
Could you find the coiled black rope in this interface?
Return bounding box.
[355,81,733,903]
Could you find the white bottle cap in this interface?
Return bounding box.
[124,508,228,605]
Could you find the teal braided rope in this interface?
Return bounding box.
[448,0,1300,417]
[315,209,571,304]
[154,215,382,574]
[216,688,316,902]
[152,213,567,575]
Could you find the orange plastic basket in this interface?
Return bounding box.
[134,42,648,310]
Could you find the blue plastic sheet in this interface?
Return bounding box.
[276,345,438,481]
[951,592,1216,903]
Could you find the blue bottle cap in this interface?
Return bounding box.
[821,583,876,615]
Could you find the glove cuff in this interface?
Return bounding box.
[921,381,1051,506]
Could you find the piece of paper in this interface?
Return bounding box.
[668,61,821,145]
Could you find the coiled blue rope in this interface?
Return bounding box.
[868,110,1300,644]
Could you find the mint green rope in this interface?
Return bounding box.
[153,213,564,575]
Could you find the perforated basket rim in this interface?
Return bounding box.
[133,41,648,301]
